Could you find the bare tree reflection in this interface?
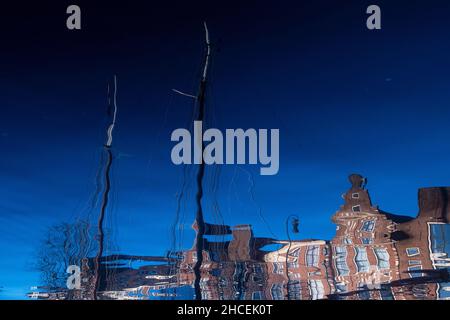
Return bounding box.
[35,220,95,294]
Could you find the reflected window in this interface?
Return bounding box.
[406,247,420,257]
[344,238,352,244]
[290,247,301,257]
[352,205,361,212]
[374,247,390,269]
[357,283,371,300]
[380,287,394,300]
[252,291,262,300]
[362,238,373,244]
[253,264,263,274]
[252,274,263,282]
[408,260,421,265]
[288,280,301,300]
[309,279,325,300]
[412,284,428,297]
[335,246,350,276]
[352,193,360,199]
[210,252,220,262]
[429,223,450,299]
[218,277,227,287]
[271,283,284,300]
[361,220,375,232]
[408,265,423,278]
[273,262,284,275]
[306,245,320,267]
[210,268,222,277]
[355,246,370,273]
[335,283,347,293]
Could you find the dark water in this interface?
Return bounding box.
[27,174,450,300]
[2,1,450,301]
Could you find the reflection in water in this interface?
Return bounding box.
[29,174,450,300]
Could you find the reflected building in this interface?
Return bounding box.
[328,174,400,299]
[29,174,450,300]
[264,239,331,300]
[392,186,450,299]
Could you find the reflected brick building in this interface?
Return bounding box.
[328,174,400,299]
[392,187,450,299]
[162,174,449,300]
[29,174,450,300]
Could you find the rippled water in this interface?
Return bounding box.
[27,174,450,300]
[2,0,450,302]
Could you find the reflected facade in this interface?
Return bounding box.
[29,174,450,300]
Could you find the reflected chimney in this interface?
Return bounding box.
[228,225,253,261]
[417,187,450,222]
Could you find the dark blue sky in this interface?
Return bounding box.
[1,0,450,298]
